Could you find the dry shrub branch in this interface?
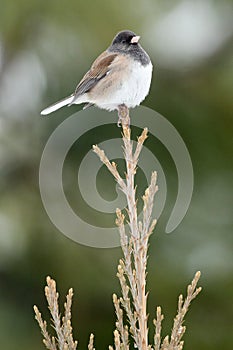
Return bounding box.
[34,116,201,350]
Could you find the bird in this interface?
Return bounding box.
[40,30,153,126]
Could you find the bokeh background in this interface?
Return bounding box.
[0,0,233,349]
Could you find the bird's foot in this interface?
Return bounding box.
[117,104,130,128]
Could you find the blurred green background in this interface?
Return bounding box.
[0,0,233,349]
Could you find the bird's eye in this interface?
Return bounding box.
[122,39,126,44]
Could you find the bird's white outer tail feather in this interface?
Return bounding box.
[41,95,74,115]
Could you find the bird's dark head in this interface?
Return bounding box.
[110,30,140,51]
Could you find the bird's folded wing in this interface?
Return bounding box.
[73,52,118,98]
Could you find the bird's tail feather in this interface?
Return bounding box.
[40,94,74,115]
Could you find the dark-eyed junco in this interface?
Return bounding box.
[41,30,153,125]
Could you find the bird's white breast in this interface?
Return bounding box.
[91,60,153,111]
[125,60,153,108]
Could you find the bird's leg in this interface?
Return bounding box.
[117,104,130,127]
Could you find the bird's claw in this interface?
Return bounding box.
[118,104,130,128]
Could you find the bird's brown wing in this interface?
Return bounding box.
[73,51,118,98]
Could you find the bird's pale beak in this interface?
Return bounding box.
[131,35,140,44]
